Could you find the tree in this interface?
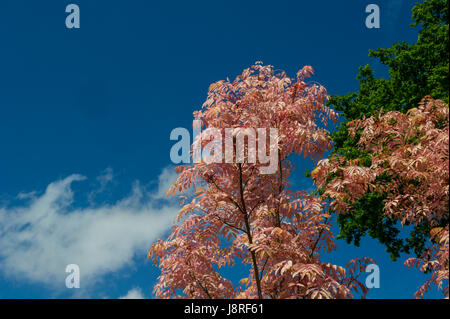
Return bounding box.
[149,63,372,299]
[312,97,449,298]
[324,0,449,260]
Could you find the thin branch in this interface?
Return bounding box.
[259,256,269,280]
[239,163,263,299]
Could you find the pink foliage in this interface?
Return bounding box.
[312,97,449,298]
[149,63,372,299]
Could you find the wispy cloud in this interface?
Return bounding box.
[119,287,145,299]
[152,166,179,200]
[0,167,179,292]
[88,167,115,204]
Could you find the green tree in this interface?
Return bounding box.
[325,0,449,260]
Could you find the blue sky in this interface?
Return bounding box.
[0,0,442,298]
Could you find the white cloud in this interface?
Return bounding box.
[88,167,114,203]
[152,166,179,200]
[119,287,145,299]
[0,167,179,290]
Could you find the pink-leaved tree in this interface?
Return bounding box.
[312,96,449,298]
[149,63,373,299]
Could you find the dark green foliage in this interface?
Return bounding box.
[326,0,449,260]
[336,192,406,261]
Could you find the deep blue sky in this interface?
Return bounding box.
[0,0,442,298]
